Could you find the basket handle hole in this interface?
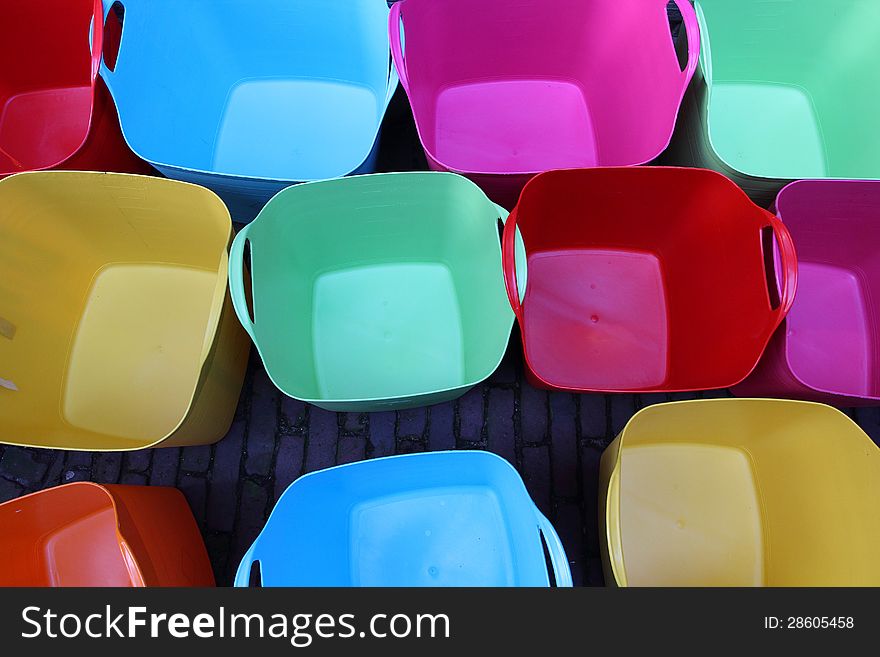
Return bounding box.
[248,560,263,587]
[762,226,782,310]
[667,1,688,72]
[102,2,125,72]
[539,531,560,587]
[242,238,256,325]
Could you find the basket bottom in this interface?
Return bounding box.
[787,261,875,397]
[313,262,465,400]
[0,86,91,172]
[708,82,826,179]
[524,248,668,390]
[41,507,135,586]
[63,263,216,443]
[350,486,513,586]
[618,443,764,587]
[433,78,597,173]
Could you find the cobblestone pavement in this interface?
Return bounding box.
[4,342,879,586]
[7,7,879,587]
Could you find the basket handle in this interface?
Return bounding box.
[233,545,260,587]
[764,211,798,322]
[502,206,524,320]
[389,1,410,95]
[671,0,700,91]
[90,0,104,80]
[98,0,129,83]
[536,510,573,587]
[229,224,257,343]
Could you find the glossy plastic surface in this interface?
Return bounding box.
[669,0,880,205]
[0,0,148,176]
[391,0,699,206]
[600,399,880,587]
[229,173,514,411]
[0,172,249,450]
[502,167,797,393]
[101,0,397,220]
[0,482,214,587]
[735,180,880,405]
[235,451,572,587]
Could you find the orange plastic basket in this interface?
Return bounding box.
[0,482,214,586]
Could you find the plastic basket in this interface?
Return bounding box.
[735,180,880,406]
[390,0,699,206]
[667,0,880,206]
[0,172,249,450]
[235,451,572,587]
[502,167,797,393]
[100,0,398,220]
[0,0,148,176]
[600,399,880,586]
[229,172,518,411]
[0,482,214,586]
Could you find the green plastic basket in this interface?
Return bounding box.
[667,0,880,206]
[229,172,523,411]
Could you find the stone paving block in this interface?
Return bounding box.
[396,439,426,455]
[181,445,212,474]
[62,469,90,483]
[554,503,585,587]
[610,395,637,436]
[521,445,551,517]
[231,479,270,575]
[124,449,152,473]
[397,408,427,439]
[487,389,516,465]
[700,388,732,399]
[41,453,65,488]
[638,392,669,409]
[120,472,148,486]
[457,387,484,443]
[273,434,305,500]
[280,396,307,434]
[368,411,397,457]
[550,395,578,499]
[342,413,366,434]
[204,533,232,585]
[245,369,279,477]
[520,383,548,444]
[0,477,24,503]
[179,473,208,529]
[149,447,180,487]
[92,453,123,483]
[578,393,607,439]
[427,403,455,452]
[206,417,245,533]
[580,446,604,557]
[585,556,606,587]
[0,448,49,487]
[337,435,367,465]
[305,407,337,472]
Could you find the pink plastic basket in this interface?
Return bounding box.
[390,0,699,206]
[734,180,880,406]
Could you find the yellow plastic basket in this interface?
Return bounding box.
[600,399,880,586]
[0,172,250,450]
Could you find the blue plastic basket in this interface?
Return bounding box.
[235,451,572,587]
[99,0,397,220]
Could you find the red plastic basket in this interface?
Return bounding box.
[0,0,148,176]
[502,167,797,393]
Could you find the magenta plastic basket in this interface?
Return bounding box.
[734,180,880,406]
[389,0,699,207]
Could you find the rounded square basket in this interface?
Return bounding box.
[600,399,880,587]
[0,172,249,450]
